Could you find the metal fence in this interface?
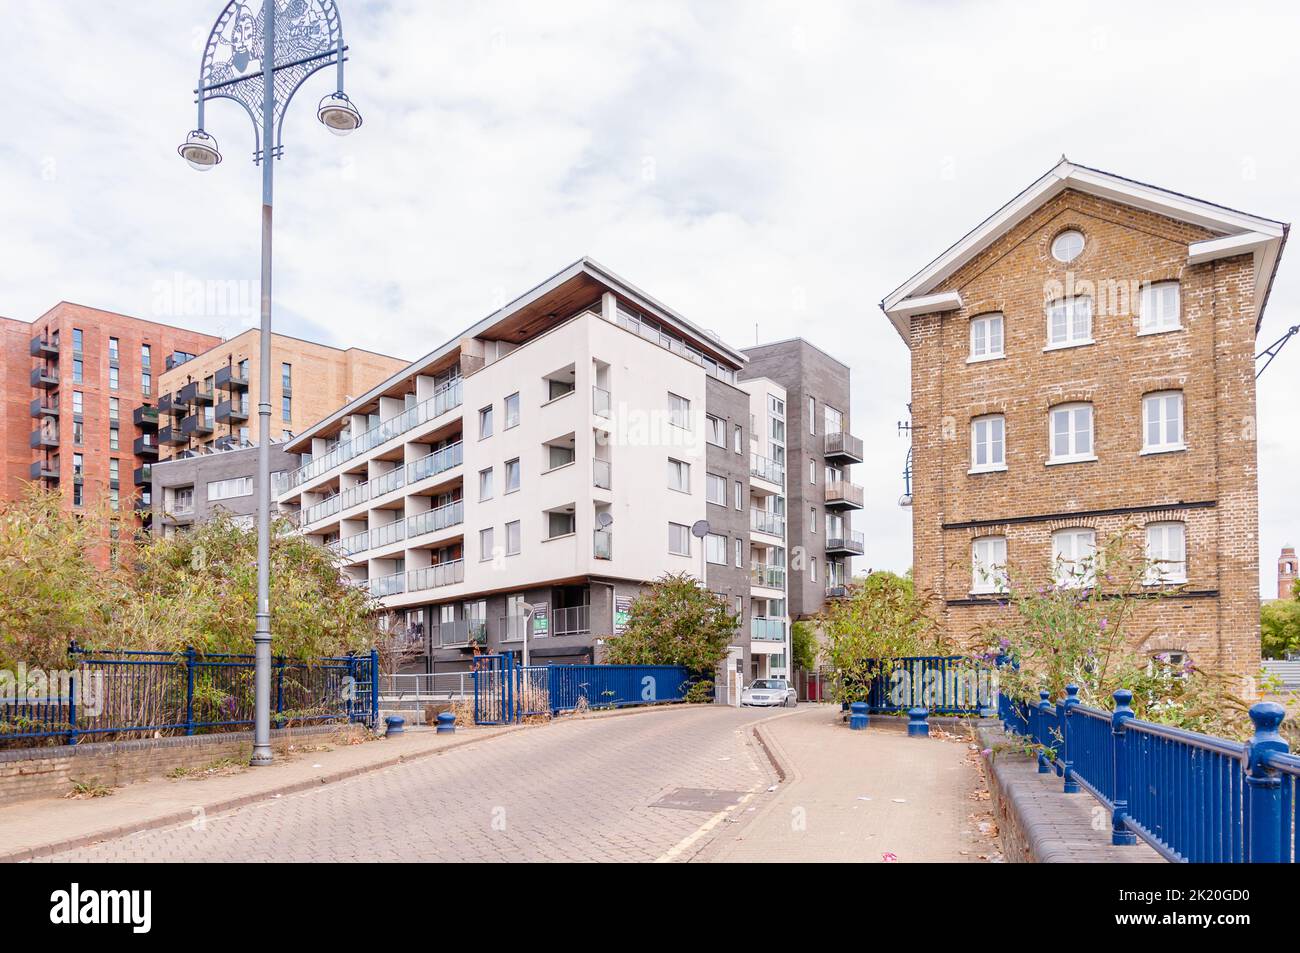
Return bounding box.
[864,655,997,715]
[999,685,1300,863]
[470,655,691,724]
[0,644,379,746]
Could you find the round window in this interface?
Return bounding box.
[1051,229,1085,262]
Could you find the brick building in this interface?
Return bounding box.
[155,330,406,459]
[881,159,1288,686]
[1280,546,1298,601]
[2,303,221,524]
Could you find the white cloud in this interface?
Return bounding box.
[2,0,1298,594]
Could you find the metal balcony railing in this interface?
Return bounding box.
[407,500,464,539]
[826,531,865,554]
[406,440,463,485]
[408,559,465,593]
[751,453,784,485]
[365,572,406,598]
[825,481,865,509]
[437,617,486,647]
[370,466,406,499]
[824,431,864,462]
[750,508,785,536]
[368,520,406,550]
[304,492,343,525]
[334,531,369,558]
[552,605,590,637]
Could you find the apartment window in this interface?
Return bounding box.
[705,533,728,565]
[1145,522,1188,584]
[546,511,575,539]
[734,480,743,510]
[823,404,844,437]
[72,328,84,355]
[208,477,253,501]
[810,557,817,583]
[281,362,292,391]
[73,482,83,507]
[72,359,83,383]
[970,313,1004,360]
[73,421,84,446]
[971,536,1008,594]
[504,392,520,429]
[810,507,817,532]
[506,520,521,556]
[108,336,119,363]
[735,537,744,568]
[668,522,691,556]
[109,489,119,511]
[174,486,195,515]
[769,395,785,418]
[72,391,84,417]
[479,467,494,500]
[479,527,495,561]
[109,397,119,421]
[140,344,151,368]
[282,395,292,422]
[705,415,726,447]
[546,441,576,471]
[734,424,743,454]
[109,459,120,484]
[478,405,494,439]
[771,417,786,442]
[668,393,691,430]
[667,458,690,493]
[809,459,816,484]
[141,372,152,396]
[1052,229,1085,263]
[109,428,119,451]
[505,458,521,493]
[1139,281,1181,334]
[72,453,84,477]
[970,414,1006,472]
[109,366,119,391]
[706,473,727,506]
[1052,528,1096,587]
[1049,403,1094,463]
[808,396,816,435]
[1142,391,1184,453]
[1046,296,1093,348]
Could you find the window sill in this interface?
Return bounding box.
[1043,340,1095,353]
[968,464,1007,475]
[968,590,1006,598]
[966,353,1006,365]
[1143,578,1188,588]
[1140,445,1186,456]
[1045,454,1098,466]
[668,486,691,495]
[1137,325,1183,337]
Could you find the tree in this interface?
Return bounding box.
[604,573,737,673]
[819,570,940,704]
[1262,596,1300,659]
[790,620,818,672]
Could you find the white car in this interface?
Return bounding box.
[741,678,797,707]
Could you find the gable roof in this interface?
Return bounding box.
[880,158,1288,343]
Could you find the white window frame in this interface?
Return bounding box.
[970,414,1006,473]
[969,312,1005,362]
[734,480,743,510]
[479,527,495,562]
[971,536,1008,594]
[505,520,521,556]
[735,537,743,568]
[478,405,494,439]
[706,472,727,506]
[1145,522,1187,585]
[1139,281,1182,335]
[667,458,690,493]
[1048,403,1095,464]
[705,533,727,565]
[1142,391,1185,455]
[705,415,726,447]
[1051,528,1097,588]
[668,393,691,430]
[504,457,521,493]
[478,467,494,501]
[1045,296,1094,350]
[504,392,520,430]
[668,522,691,556]
[1051,229,1085,263]
[808,396,816,435]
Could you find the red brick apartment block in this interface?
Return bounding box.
[1280,546,1298,601]
[882,159,1288,688]
[2,303,220,530]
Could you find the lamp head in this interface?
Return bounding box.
[178,129,222,171]
[318,92,363,136]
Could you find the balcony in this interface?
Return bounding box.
[159,425,187,446]
[826,530,865,555]
[30,335,59,359]
[134,495,152,513]
[29,428,58,449]
[304,492,343,525]
[592,385,611,418]
[593,458,612,490]
[179,381,214,406]
[406,440,463,486]
[500,615,528,643]
[180,413,213,437]
[824,481,864,510]
[215,399,248,424]
[133,435,159,457]
[407,500,464,540]
[824,431,864,464]
[750,508,785,537]
[751,617,785,642]
[825,584,850,600]
[30,398,59,419]
[157,393,177,416]
[164,352,192,372]
[364,572,406,598]
[751,453,784,486]
[552,605,590,637]
[368,520,406,551]
[594,528,613,560]
[134,464,152,486]
[215,365,249,391]
[133,405,159,429]
[751,564,786,590]
[29,460,58,482]
[437,617,486,648]
[31,366,58,389]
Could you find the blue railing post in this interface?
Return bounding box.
[1244,701,1289,863]
[184,646,197,736]
[346,654,357,722]
[66,641,79,747]
[1060,683,1080,794]
[1110,688,1137,846]
[370,648,380,729]
[1036,690,1052,773]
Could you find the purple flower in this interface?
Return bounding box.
[999,638,1011,650]
[1099,619,1108,632]
[981,748,992,757]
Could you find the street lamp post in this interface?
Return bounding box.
[179,1,362,766]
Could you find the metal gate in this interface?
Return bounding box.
[472,654,512,725]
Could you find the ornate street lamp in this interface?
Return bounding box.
[179,0,361,766]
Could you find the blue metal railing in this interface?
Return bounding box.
[999,681,1300,863]
[472,656,691,723]
[864,655,997,715]
[0,644,379,746]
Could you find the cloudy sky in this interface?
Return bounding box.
[2,0,1298,594]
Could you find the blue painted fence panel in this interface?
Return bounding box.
[548,665,690,714]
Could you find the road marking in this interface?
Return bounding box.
[653,789,759,863]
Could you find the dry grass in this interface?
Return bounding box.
[64,778,114,799]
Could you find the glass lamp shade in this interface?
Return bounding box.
[178,130,222,171]
[318,93,363,136]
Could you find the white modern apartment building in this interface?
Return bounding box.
[277,259,806,677]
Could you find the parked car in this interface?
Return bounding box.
[741,678,797,707]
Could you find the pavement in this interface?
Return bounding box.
[15,703,995,863]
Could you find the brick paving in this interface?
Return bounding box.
[39,706,778,863]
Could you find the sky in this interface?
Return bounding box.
[1,0,1298,596]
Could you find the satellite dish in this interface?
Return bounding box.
[690,520,711,538]
[596,512,614,528]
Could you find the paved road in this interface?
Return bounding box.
[42,706,780,863]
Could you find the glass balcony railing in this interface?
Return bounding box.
[592,386,611,418]
[406,440,463,484]
[407,500,464,539]
[751,617,785,642]
[408,560,465,593]
[593,528,613,560]
[751,453,784,485]
[751,564,786,589]
[593,458,612,490]
[368,520,406,550]
[750,508,785,536]
[370,466,406,499]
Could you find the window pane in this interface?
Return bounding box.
[989,315,1003,353]
[971,320,986,356]
[1074,407,1091,454]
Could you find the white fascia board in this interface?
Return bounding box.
[882,291,964,343]
[1187,232,1275,265]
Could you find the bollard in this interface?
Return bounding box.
[907,707,929,737]
[849,701,869,731]
[436,711,456,734]
[1244,702,1289,862]
[384,715,405,737]
[1036,690,1052,774]
[1110,689,1137,846]
[1059,684,1080,794]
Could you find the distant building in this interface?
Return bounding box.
[1280,546,1298,601]
[151,442,297,537]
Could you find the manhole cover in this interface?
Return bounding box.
[652,788,748,812]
